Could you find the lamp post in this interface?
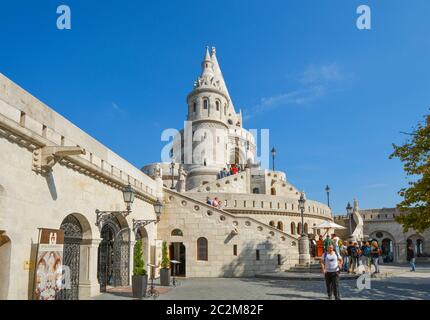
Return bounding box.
[95,183,135,228]
[170,162,175,190]
[346,202,353,237]
[298,191,310,265]
[325,185,331,208]
[271,147,276,171]
[132,198,163,234]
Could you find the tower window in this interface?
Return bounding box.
[203,99,208,109]
[216,101,220,111]
[233,245,238,256]
[193,102,197,113]
[256,250,260,261]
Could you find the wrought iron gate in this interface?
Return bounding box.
[59,215,82,300]
[113,228,130,287]
[98,219,130,291]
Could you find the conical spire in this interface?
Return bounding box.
[210,47,234,108]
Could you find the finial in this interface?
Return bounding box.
[212,47,216,55]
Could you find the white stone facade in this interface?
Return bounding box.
[2,47,427,301]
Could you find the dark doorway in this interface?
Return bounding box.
[169,243,186,277]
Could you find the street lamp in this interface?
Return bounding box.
[170,162,175,190]
[298,191,306,236]
[123,183,135,211]
[95,183,135,228]
[325,185,331,208]
[297,191,310,265]
[271,147,276,171]
[346,202,353,235]
[132,198,164,234]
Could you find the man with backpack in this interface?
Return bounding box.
[361,242,371,273]
[320,244,343,300]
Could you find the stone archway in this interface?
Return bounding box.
[407,234,425,257]
[0,233,11,299]
[369,230,397,262]
[59,213,92,300]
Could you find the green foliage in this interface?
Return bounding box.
[161,241,170,269]
[133,239,147,276]
[390,113,430,233]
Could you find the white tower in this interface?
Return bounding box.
[172,47,257,190]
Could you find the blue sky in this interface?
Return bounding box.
[1,0,429,214]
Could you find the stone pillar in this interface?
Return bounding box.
[79,238,102,299]
[298,235,310,265]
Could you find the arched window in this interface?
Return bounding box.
[197,237,208,261]
[216,101,220,111]
[277,221,283,231]
[203,99,208,109]
[269,221,275,227]
[304,223,308,235]
[297,222,302,235]
[271,187,276,196]
[171,229,183,236]
[193,102,197,113]
[290,222,296,235]
[253,188,260,194]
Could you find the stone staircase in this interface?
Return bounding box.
[287,261,322,274]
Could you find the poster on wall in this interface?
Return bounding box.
[153,239,163,278]
[34,228,65,300]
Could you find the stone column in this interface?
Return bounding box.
[298,235,310,265]
[79,238,102,299]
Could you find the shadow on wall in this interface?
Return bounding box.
[45,171,57,200]
[221,239,277,277]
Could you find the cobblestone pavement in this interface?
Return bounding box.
[93,264,430,300]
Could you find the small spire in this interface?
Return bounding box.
[211,46,216,56]
[204,46,211,62]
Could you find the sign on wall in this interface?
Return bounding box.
[34,228,65,300]
[152,239,163,278]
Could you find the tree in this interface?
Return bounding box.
[161,241,170,269]
[133,239,146,276]
[390,112,430,233]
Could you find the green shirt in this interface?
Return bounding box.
[324,238,333,251]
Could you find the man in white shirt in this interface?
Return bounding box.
[320,244,343,300]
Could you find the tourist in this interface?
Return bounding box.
[332,233,340,255]
[323,234,333,253]
[340,240,348,272]
[206,197,213,206]
[361,242,371,273]
[310,237,317,257]
[407,243,416,272]
[347,241,356,273]
[320,244,343,300]
[371,241,382,274]
[316,236,324,257]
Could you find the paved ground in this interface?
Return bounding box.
[93,264,430,300]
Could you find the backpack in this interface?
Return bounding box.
[363,247,371,257]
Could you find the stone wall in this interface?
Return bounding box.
[159,190,299,277]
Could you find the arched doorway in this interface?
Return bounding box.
[59,215,83,300]
[98,216,130,292]
[381,238,394,263]
[407,235,425,257]
[169,243,186,277]
[0,233,11,299]
[370,231,396,263]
